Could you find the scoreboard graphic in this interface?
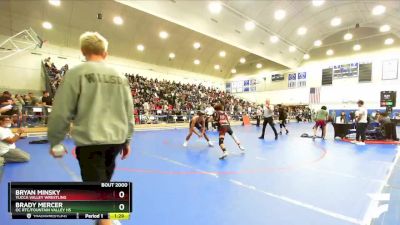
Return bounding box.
[9,182,132,220]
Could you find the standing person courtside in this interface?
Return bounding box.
[204,104,215,130]
[47,32,134,225]
[256,105,262,127]
[352,100,368,145]
[259,99,278,140]
[312,106,328,140]
[278,105,289,135]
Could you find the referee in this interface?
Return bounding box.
[259,99,278,140]
[48,32,134,225]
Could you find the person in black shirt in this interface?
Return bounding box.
[41,91,53,106]
[278,106,289,135]
[41,91,53,124]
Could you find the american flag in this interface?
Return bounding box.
[309,87,320,104]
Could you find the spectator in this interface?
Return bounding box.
[339,111,347,124]
[0,115,30,167]
[0,91,14,115]
[41,91,53,106]
[28,92,40,106]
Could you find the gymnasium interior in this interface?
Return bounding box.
[0,1,399,225]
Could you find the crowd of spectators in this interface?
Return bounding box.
[0,91,52,126]
[43,57,69,94]
[127,73,257,118]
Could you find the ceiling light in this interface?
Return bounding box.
[274,9,286,21]
[239,57,246,64]
[48,0,60,6]
[297,26,307,36]
[193,42,201,49]
[379,24,391,32]
[244,21,256,31]
[113,16,123,25]
[194,59,200,65]
[219,51,226,57]
[312,0,325,7]
[270,35,279,43]
[214,64,221,70]
[42,21,52,30]
[137,44,145,51]
[208,1,222,14]
[303,54,310,60]
[289,46,296,52]
[384,38,394,45]
[353,44,361,51]
[256,63,262,69]
[343,33,353,40]
[372,5,386,16]
[231,69,236,74]
[330,17,342,27]
[159,31,169,39]
[313,40,322,47]
[326,49,334,56]
[169,52,175,59]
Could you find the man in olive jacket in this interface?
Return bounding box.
[48,32,134,225]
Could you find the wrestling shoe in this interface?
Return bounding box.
[183,141,188,147]
[208,141,214,147]
[219,151,229,160]
[239,145,245,151]
[258,136,264,139]
[286,130,289,135]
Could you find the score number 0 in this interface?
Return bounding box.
[118,191,125,211]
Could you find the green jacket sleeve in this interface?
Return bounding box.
[47,71,80,147]
[125,83,134,142]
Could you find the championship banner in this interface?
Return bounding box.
[297,72,307,87]
[288,73,296,88]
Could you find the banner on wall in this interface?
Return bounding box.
[332,63,359,78]
[297,72,307,87]
[288,73,296,88]
[382,59,398,80]
[226,79,257,93]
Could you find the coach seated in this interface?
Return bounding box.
[0,115,30,167]
[378,112,398,141]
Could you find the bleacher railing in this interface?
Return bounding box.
[9,106,250,128]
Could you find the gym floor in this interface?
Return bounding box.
[1,123,399,225]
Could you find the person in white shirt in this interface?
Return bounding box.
[204,104,215,130]
[0,115,30,167]
[256,106,262,127]
[353,100,368,145]
[259,99,278,140]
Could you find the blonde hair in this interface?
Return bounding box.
[79,32,108,56]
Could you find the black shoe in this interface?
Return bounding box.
[279,131,282,135]
[286,130,289,135]
[259,136,264,139]
[275,135,278,140]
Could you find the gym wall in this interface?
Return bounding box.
[0,39,225,93]
[231,47,400,109]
